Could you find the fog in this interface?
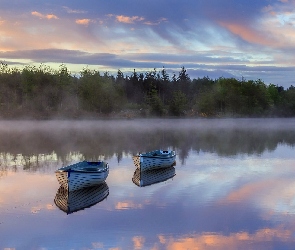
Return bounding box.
[0,118,294,169]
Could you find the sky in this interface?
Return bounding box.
[0,0,295,88]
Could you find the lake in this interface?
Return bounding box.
[1,118,295,250]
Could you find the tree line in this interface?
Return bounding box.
[0,62,294,119]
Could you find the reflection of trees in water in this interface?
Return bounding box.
[0,155,17,177]
[188,129,281,156]
[0,120,294,170]
[0,152,100,172]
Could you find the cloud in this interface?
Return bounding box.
[132,236,145,250]
[262,5,275,13]
[144,17,168,26]
[63,6,87,14]
[116,15,145,24]
[0,0,295,88]
[1,49,295,87]
[75,19,92,26]
[0,49,259,68]
[31,11,58,20]
[219,22,275,47]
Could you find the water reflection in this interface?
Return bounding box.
[54,182,109,214]
[1,119,295,249]
[132,166,176,187]
[0,119,295,168]
[0,151,85,172]
[139,230,295,249]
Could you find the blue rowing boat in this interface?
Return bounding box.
[55,161,109,191]
[132,150,176,171]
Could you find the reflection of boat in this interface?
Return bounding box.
[54,182,109,214]
[55,161,109,191]
[132,165,176,187]
[132,150,176,171]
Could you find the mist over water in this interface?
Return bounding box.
[0,118,294,163]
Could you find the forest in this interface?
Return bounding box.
[0,62,294,119]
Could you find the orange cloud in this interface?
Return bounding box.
[31,11,58,20]
[158,235,166,244]
[116,15,144,24]
[220,21,273,46]
[76,19,92,26]
[47,14,58,20]
[133,236,145,250]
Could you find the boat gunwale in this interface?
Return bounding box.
[55,162,109,173]
[139,155,175,159]
[137,150,176,158]
[56,168,108,173]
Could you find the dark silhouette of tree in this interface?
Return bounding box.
[169,90,187,116]
[280,85,295,116]
[125,69,144,104]
[145,86,164,116]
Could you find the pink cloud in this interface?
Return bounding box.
[0,14,105,52]
[220,21,274,46]
[31,11,58,20]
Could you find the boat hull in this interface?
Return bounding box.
[133,151,176,171]
[55,161,109,191]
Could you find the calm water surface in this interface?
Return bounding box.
[1,118,295,250]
